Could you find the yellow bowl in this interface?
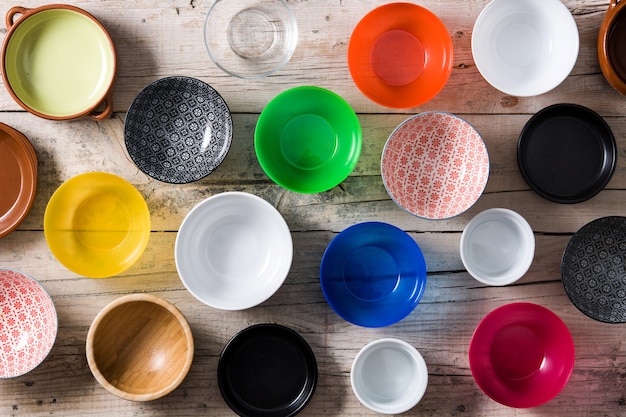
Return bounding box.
[1,5,116,120]
[44,172,150,278]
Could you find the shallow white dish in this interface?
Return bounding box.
[351,338,428,415]
[460,208,535,286]
[175,192,293,310]
[471,0,579,97]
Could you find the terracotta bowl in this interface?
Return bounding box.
[0,122,37,238]
[598,0,626,95]
[86,294,194,401]
[1,4,116,120]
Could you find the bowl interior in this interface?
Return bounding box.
[461,208,535,285]
[44,172,151,278]
[87,295,193,400]
[469,303,575,408]
[471,0,579,96]
[381,112,489,220]
[204,0,298,78]
[320,222,427,328]
[347,2,453,108]
[255,86,362,194]
[175,192,293,310]
[0,269,57,379]
[3,8,115,117]
[351,338,428,414]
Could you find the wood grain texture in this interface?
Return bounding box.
[2,0,626,416]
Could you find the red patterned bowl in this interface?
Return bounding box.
[381,112,489,220]
[0,269,57,378]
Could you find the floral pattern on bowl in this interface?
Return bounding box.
[381,112,489,220]
[0,269,57,378]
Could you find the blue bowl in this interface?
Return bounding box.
[320,222,427,327]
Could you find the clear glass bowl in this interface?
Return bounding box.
[204,0,298,78]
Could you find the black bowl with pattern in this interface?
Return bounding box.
[124,76,232,184]
[561,216,626,323]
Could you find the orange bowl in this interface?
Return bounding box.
[347,3,453,109]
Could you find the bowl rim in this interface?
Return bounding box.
[598,0,626,95]
[203,0,298,79]
[0,4,116,120]
[0,268,58,379]
[561,216,626,323]
[175,191,293,310]
[320,221,427,328]
[350,338,428,414]
[217,323,318,416]
[471,0,579,97]
[516,103,617,204]
[381,111,490,220]
[347,2,453,108]
[0,122,37,238]
[43,171,151,278]
[469,302,575,408]
[85,293,195,401]
[254,85,362,194]
[460,208,535,286]
[123,76,233,184]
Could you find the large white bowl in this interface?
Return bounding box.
[471,0,579,97]
[175,192,293,310]
[460,208,535,286]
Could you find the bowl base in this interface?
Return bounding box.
[280,114,337,170]
[227,7,277,58]
[371,30,425,86]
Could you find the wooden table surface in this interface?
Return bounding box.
[2,0,626,415]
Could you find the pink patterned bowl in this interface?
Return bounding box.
[381,112,489,220]
[0,269,57,378]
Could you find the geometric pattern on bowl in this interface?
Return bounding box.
[0,269,57,378]
[382,112,489,220]
[561,216,626,323]
[124,76,233,184]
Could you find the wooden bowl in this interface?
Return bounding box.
[86,294,194,401]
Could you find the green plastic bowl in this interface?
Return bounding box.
[255,86,362,193]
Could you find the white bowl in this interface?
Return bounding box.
[175,192,293,310]
[351,338,428,414]
[460,208,535,286]
[471,0,579,97]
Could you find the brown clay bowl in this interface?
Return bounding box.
[86,294,194,401]
[1,4,116,120]
[598,0,626,95]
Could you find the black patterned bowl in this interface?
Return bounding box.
[561,216,626,323]
[124,76,232,184]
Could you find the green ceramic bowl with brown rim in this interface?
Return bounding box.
[1,4,116,120]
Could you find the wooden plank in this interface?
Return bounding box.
[1,111,625,235]
[0,0,625,115]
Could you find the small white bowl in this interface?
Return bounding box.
[351,338,428,414]
[460,208,535,286]
[471,0,579,97]
[175,192,292,310]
